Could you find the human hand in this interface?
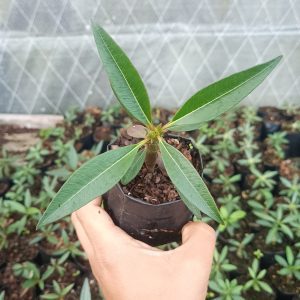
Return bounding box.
[71,198,216,300]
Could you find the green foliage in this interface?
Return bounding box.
[159,140,222,222]
[237,150,262,171]
[228,233,254,259]
[168,56,281,131]
[266,132,288,159]
[213,174,241,193]
[209,278,244,300]
[218,207,246,236]
[39,24,281,227]
[121,149,146,185]
[38,144,141,227]
[92,24,152,125]
[251,169,278,189]
[243,259,273,294]
[13,261,52,290]
[0,148,18,177]
[211,246,237,279]
[40,281,74,299]
[26,142,49,164]
[80,278,92,300]
[254,206,298,244]
[275,246,300,280]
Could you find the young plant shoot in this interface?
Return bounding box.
[38,24,282,228]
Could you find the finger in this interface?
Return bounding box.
[74,197,133,245]
[71,212,94,260]
[178,222,216,262]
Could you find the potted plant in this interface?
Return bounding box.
[37,24,282,245]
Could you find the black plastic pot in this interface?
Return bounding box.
[257,107,282,139]
[260,249,284,269]
[0,178,12,197]
[104,185,193,246]
[103,135,202,246]
[285,133,300,158]
[276,288,299,300]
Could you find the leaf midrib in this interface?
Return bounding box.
[171,61,276,125]
[97,28,151,125]
[160,141,213,212]
[41,145,139,224]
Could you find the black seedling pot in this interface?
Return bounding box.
[103,135,202,246]
[0,178,12,197]
[276,288,298,300]
[285,133,300,158]
[103,185,193,246]
[260,249,284,269]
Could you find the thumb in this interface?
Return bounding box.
[73,198,134,245]
[181,222,216,258]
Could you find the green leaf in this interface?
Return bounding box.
[80,278,91,300]
[168,56,282,131]
[159,140,222,223]
[121,149,146,185]
[178,191,202,219]
[92,23,152,125]
[258,281,273,294]
[38,144,140,227]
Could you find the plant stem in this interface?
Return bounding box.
[145,142,158,172]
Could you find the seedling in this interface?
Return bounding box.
[52,229,85,258]
[254,206,298,244]
[275,246,300,280]
[213,174,241,193]
[280,176,300,199]
[211,246,237,279]
[251,169,278,190]
[266,132,288,159]
[209,278,244,300]
[26,142,49,164]
[218,194,241,212]
[12,163,40,186]
[0,148,17,177]
[241,106,262,124]
[13,261,52,290]
[38,24,281,229]
[237,150,262,171]
[40,280,74,300]
[243,258,273,294]
[217,206,246,236]
[228,233,254,259]
[4,189,40,235]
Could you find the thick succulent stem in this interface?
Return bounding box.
[145,141,159,172]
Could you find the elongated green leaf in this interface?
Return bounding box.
[159,140,222,223]
[38,144,140,227]
[177,191,202,219]
[80,278,91,300]
[168,56,282,131]
[92,24,152,125]
[121,149,146,185]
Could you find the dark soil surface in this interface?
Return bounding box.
[115,130,202,204]
[268,265,300,295]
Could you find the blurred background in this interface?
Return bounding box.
[0,0,300,114]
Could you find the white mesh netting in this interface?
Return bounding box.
[0,0,300,114]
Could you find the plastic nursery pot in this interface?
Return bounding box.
[260,249,284,269]
[103,135,203,246]
[257,106,282,139]
[268,266,300,300]
[285,133,300,158]
[0,178,11,197]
